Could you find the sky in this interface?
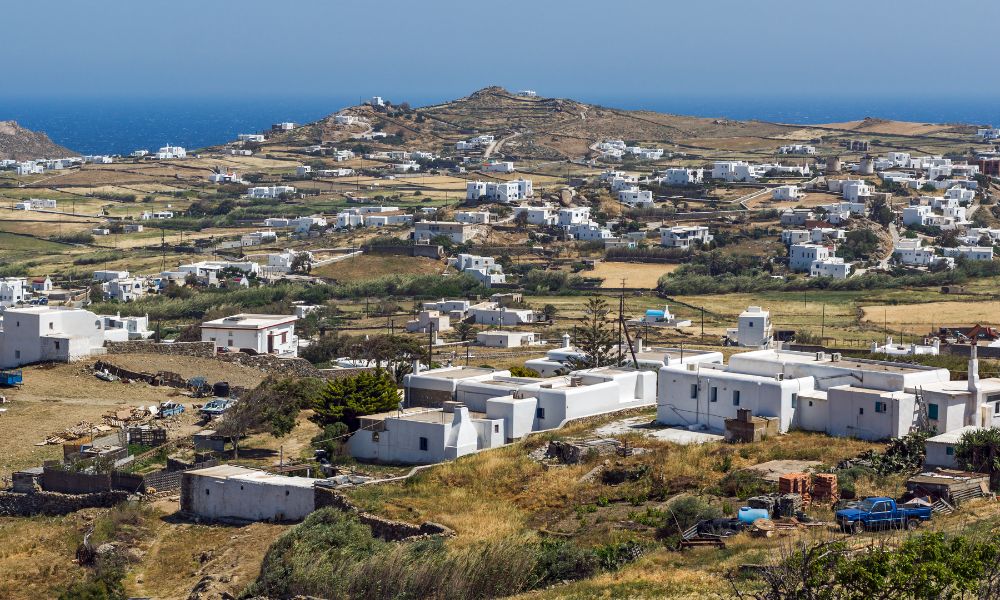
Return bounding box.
[5,0,1000,103]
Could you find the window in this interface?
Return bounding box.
[928,403,939,420]
[710,387,718,403]
[205,488,210,496]
[48,322,53,330]
[14,350,20,359]
[419,437,428,451]
[494,424,500,433]
[875,401,887,414]
[690,384,698,399]
[748,322,754,327]
[791,393,798,408]
[808,400,813,407]
[859,407,864,415]
[871,502,888,513]
[54,341,60,350]
[536,407,545,419]
[995,403,1000,415]
[732,390,740,406]
[946,446,955,456]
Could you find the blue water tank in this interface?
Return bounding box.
[738,507,769,524]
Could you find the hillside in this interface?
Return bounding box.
[274,86,974,162]
[0,120,75,160]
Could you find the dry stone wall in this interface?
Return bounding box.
[0,490,129,516]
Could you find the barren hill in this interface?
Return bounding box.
[0,120,75,160]
[278,86,977,161]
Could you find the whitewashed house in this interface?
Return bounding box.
[200,314,298,357]
[661,168,703,185]
[772,185,803,201]
[660,226,713,249]
[156,145,186,160]
[789,243,830,272]
[810,257,851,279]
[0,307,116,367]
[247,185,296,199]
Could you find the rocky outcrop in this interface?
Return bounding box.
[0,120,75,160]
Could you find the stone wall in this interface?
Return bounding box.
[0,490,129,517]
[104,340,216,358]
[313,486,453,542]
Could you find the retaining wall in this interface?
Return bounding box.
[313,486,453,542]
[104,341,216,358]
[0,490,129,516]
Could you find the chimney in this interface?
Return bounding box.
[969,343,980,394]
[634,336,644,353]
[562,333,571,348]
[967,344,981,427]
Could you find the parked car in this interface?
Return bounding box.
[156,401,185,418]
[200,398,234,418]
[836,497,932,534]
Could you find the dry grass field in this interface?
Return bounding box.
[590,261,679,289]
[312,253,445,282]
[861,301,1000,330]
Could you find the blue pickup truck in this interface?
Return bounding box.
[836,497,932,534]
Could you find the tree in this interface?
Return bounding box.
[513,212,529,227]
[311,369,400,431]
[567,297,619,369]
[454,321,476,342]
[290,252,313,274]
[215,377,323,457]
[955,426,1000,489]
[542,304,558,322]
[869,196,893,227]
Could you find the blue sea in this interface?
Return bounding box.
[1,95,998,156]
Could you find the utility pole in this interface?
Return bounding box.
[700,306,705,342]
[427,322,435,370]
[618,279,626,355]
[821,303,826,342]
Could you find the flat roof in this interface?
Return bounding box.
[188,464,316,487]
[413,367,496,380]
[201,314,297,329]
[926,426,984,444]
[736,349,945,375]
[919,378,1000,395]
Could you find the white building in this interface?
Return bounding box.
[789,243,830,272]
[241,231,278,247]
[455,210,491,224]
[893,240,951,268]
[181,465,316,522]
[405,310,451,335]
[414,221,475,244]
[200,314,298,357]
[772,185,803,201]
[779,144,816,155]
[466,179,533,202]
[451,254,506,287]
[467,302,536,326]
[103,277,149,302]
[247,185,296,199]
[729,306,772,348]
[712,161,762,182]
[348,366,657,464]
[483,161,515,173]
[810,257,851,279]
[237,134,265,143]
[0,307,116,368]
[618,187,654,207]
[780,209,815,226]
[476,331,537,348]
[942,246,994,262]
[156,145,186,160]
[0,278,28,308]
[513,204,557,226]
[661,168,703,186]
[657,348,956,438]
[660,226,713,249]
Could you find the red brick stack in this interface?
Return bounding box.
[778,472,812,507]
[812,473,839,502]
